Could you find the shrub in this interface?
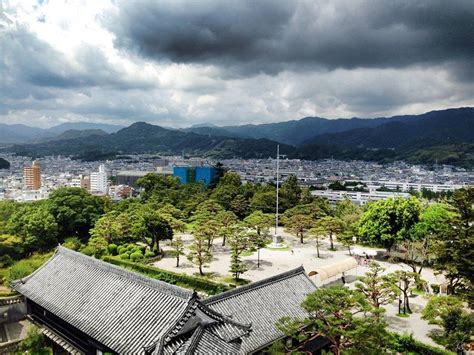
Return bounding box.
[62,237,82,251]
[119,253,130,260]
[392,333,453,355]
[80,245,96,257]
[0,255,13,268]
[7,253,52,284]
[139,245,147,253]
[107,244,118,256]
[431,284,440,294]
[19,326,51,354]
[103,257,230,295]
[144,251,155,258]
[130,251,144,262]
[117,246,126,255]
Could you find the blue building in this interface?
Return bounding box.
[173,166,219,186]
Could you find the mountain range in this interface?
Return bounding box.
[0,122,123,144]
[2,107,473,168]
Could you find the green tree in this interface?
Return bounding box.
[47,187,105,240]
[388,270,421,314]
[422,296,464,326]
[211,171,241,210]
[131,208,173,254]
[216,210,238,246]
[277,286,392,355]
[441,307,474,352]
[308,227,325,258]
[19,326,51,355]
[313,216,343,250]
[433,188,473,300]
[229,194,250,218]
[85,236,108,258]
[228,225,249,281]
[170,235,185,267]
[136,173,180,201]
[0,234,23,266]
[401,203,455,274]
[90,211,122,244]
[187,228,213,276]
[280,175,301,210]
[355,262,398,309]
[250,190,276,213]
[193,220,220,250]
[283,213,313,244]
[244,211,273,267]
[9,204,59,253]
[358,197,421,252]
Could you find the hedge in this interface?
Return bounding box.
[103,257,230,295]
[392,333,453,355]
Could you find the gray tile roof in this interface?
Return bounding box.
[12,246,250,354]
[12,246,195,354]
[204,266,317,354]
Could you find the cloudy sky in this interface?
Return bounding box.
[1,0,473,128]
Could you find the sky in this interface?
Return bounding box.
[1,0,473,128]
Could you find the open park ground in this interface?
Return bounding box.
[153,227,448,348]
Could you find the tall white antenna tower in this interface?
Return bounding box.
[273,145,281,246]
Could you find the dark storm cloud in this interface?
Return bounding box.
[108,0,474,76]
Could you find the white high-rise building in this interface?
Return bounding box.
[90,165,108,194]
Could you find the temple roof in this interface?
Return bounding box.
[12,247,316,354]
[204,266,317,353]
[12,246,247,354]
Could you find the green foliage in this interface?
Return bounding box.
[170,235,185,267]
[7,253,52,284]
[283,213,314,244]
[187,226,213,276]
[8,204,58,253]
[130,251,144,262]
[422,296,464,326]
[47,187,106,240]
[0,234,23,264]
[144,250,155,258]
[312,216,343,250]
[86,236,109,258]
[280,175,301,210]
[119,253,130,260]
[355,262,399,308]
[277,286,392,354]
[358,196,421,251]
[391,333,454,355]
[18,326,52,354]
[103,257,229,295]
[433,188,473,303]
[227,225,249,281]
[441,307,474,352]
[107,243,118,255]
[62,237,82,251]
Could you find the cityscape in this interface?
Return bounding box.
[0,0,473,354]
[1,153,471,204]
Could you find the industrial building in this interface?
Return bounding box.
[173,166,220,186]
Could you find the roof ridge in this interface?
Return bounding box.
[54,246,193,299]
[203,266,307,305]
[197,302,251,330]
